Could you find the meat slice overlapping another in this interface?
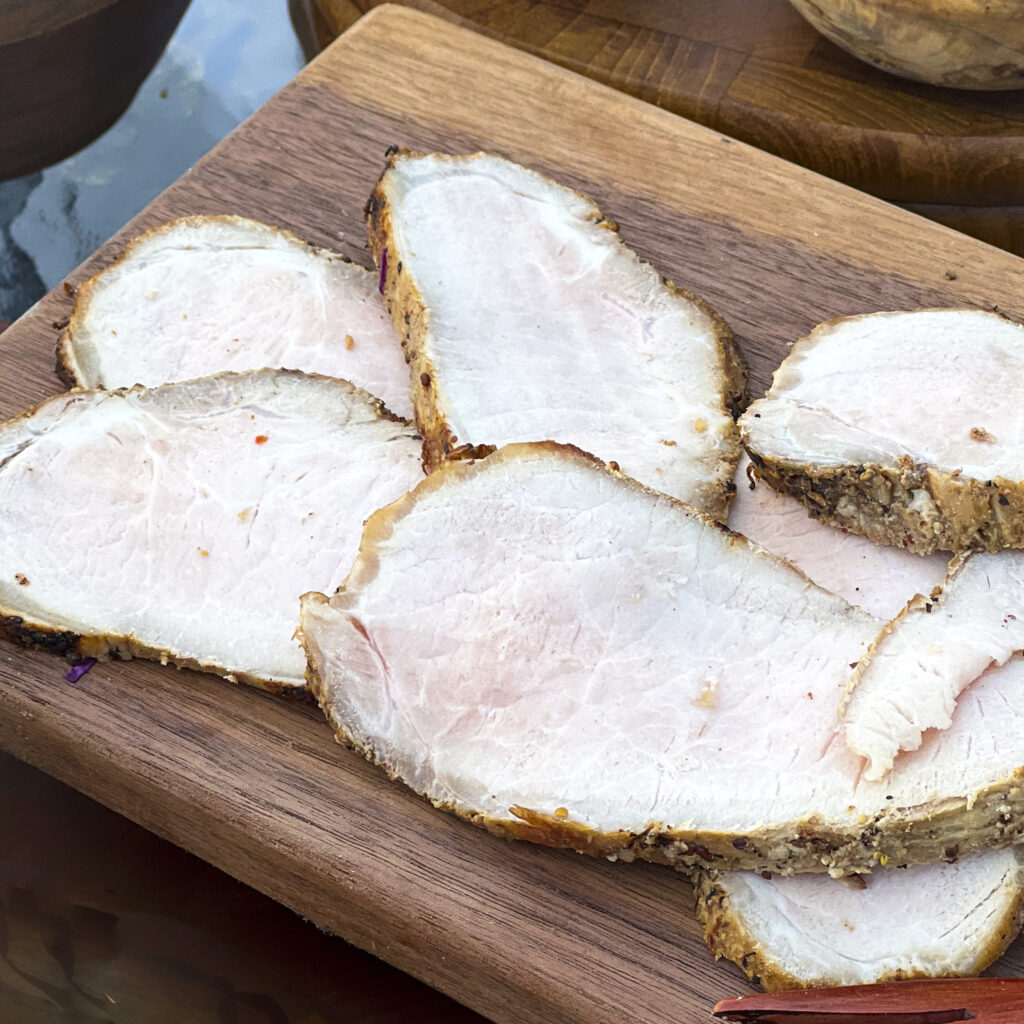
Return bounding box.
[842,550,1024,780]
[299,443,1024,874]
[367,151,746,518]
[694,460,1023,990]
[0,370,423,692]
[698,849,1024,990]
[729,455,948,620]
[740,310,1024,553]
[59,215,413,418]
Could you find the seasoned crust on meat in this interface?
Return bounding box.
[300,442,1024,876]
[744,448,1024,555]
[694,853,1024,991]
[367,148,747,519]
[740,310,1024,553]
[0,612,309,698]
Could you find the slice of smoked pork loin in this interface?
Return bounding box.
[740,310,1024,554]
[300,443,1024,874]
[367,151,746,519]
[0,370,423,692]
[60,215,413,419]
[698,849,1024,990]
[842,549,1024,780]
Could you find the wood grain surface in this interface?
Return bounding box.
[290,0,1024,208]
[2,6,1024,1022]
[0,749,485,1023]
[0,0,190,179]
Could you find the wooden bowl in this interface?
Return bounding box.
[787,0,1024,89]
[0,0,192,181]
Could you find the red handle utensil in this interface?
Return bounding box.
[713,977,1024,1023]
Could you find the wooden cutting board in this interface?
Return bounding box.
[2,6,1024,1022]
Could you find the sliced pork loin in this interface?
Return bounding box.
[842,550,1024,781]
[0,370,423,692]
[730,455,948,619]
[59,215,413,418]
[740,310,1024,553]
[299,443,1024,875]
[367,150,746,519]
[698,460,1022,990]
[698,848,1024,990]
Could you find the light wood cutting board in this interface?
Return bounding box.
[2,7,1024,1022]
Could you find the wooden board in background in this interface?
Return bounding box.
[290,0,1024,209]
[2,6,1024,1023]
[290,0,1024,257]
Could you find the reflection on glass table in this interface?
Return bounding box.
[0,0,304,324]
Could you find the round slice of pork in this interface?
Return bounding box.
[367,150,746,519]
[59,215,413,418]
[0,370,423,692]
[740,310,1024,553]
[698,848,1024,990]
[300,442,1024,874]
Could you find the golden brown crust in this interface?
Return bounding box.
[694,865,1024,991]
[301,441,1024,876]
[742,309,1024,554]
[665,279,747,519]
[745,450,1024,554]
[494,783,1024,877]
[367,149,746,514]
[668,280,749,420]
[367,149,459,471]
[694,870,797,991]
[0,608,309,697]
